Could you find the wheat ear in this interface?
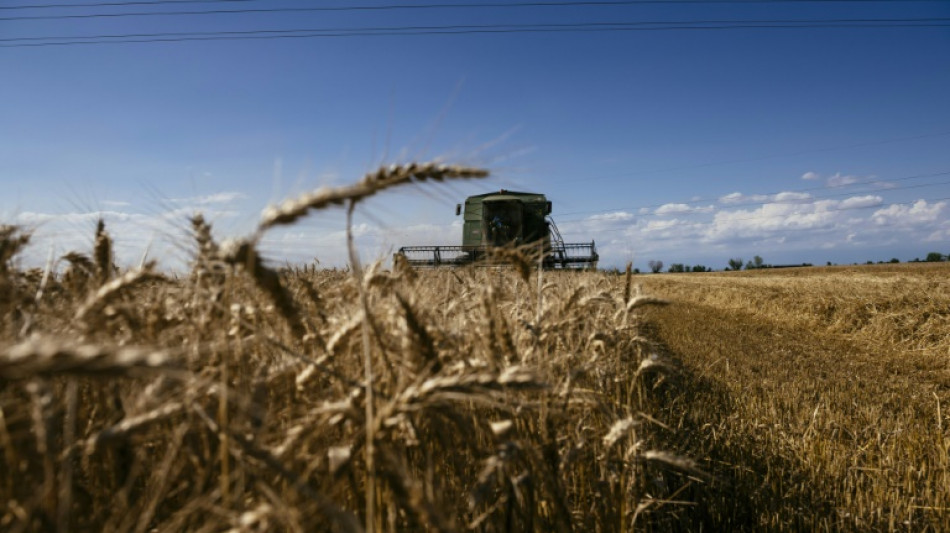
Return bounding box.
[0,338,180,380]
[94,218,114,285]
[74,262,161,323]
[0,225,30,274]
[217,239,308,339]
[257,162,488,232]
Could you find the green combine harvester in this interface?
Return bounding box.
[397,190,598,268]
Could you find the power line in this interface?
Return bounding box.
[0,0,943,20]
[4,17,946,43]
[0,0,940,13]
[0,17,950,42]
[0,0,251,9]
[2,20,946,48]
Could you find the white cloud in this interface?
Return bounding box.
[773,192,813,204]
[645,218,683,231]
[658,204,715,215]
[801,171,820,181]
[839,195,883,210]
[827,172,860,188]
[704,198,840,243]
[12,209,182,270]
[654,203,692,215]
[588,211,634,222]
[925,226,950,242]
[719,192,769,205]
[719,192,742,204]
[171,191,247,205]
[872,200,947,226]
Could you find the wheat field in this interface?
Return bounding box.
[0,166,690,532]
[2,165,947,531]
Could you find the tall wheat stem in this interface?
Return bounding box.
[347,200,375,531]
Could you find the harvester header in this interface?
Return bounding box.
[397,190,598,268]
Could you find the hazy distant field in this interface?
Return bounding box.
[2,185,947,531]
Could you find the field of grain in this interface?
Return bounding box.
[640,264,950,531]
[2,163,948,531]
[0,166,692,532]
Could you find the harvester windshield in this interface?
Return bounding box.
[484,200,523,246]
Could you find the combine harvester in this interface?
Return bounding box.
[397,190,598,269]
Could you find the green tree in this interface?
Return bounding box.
[727,258,744,271]
[648,260,663,273]
[925,252,946,262]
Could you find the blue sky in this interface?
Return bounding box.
[2,0,949,270]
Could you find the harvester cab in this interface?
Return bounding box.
[397,190,598,268]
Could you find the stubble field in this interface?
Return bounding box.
[640,263,950,531]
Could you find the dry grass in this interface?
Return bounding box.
[0,163,688,532]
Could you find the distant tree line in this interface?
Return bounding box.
[628,251,949,274]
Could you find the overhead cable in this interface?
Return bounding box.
[1,0,945,20]
[2,19,947,48]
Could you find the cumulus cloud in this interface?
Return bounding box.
[588,211,634,222]
[645,218,683,231]
[13,209,180,269]
[704,197,847,243]
[827,172,860,188]
[719,192,769,205]
[925,226,950,242]
[575,184,950,267]
[654,203,714,215]
[801,171,820,181]
[654,203,692,215]
[773,192,813,204]
[172,191,246,205]
[839,195,883,210]
[872,200,947,226]
[7,189,256,270]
